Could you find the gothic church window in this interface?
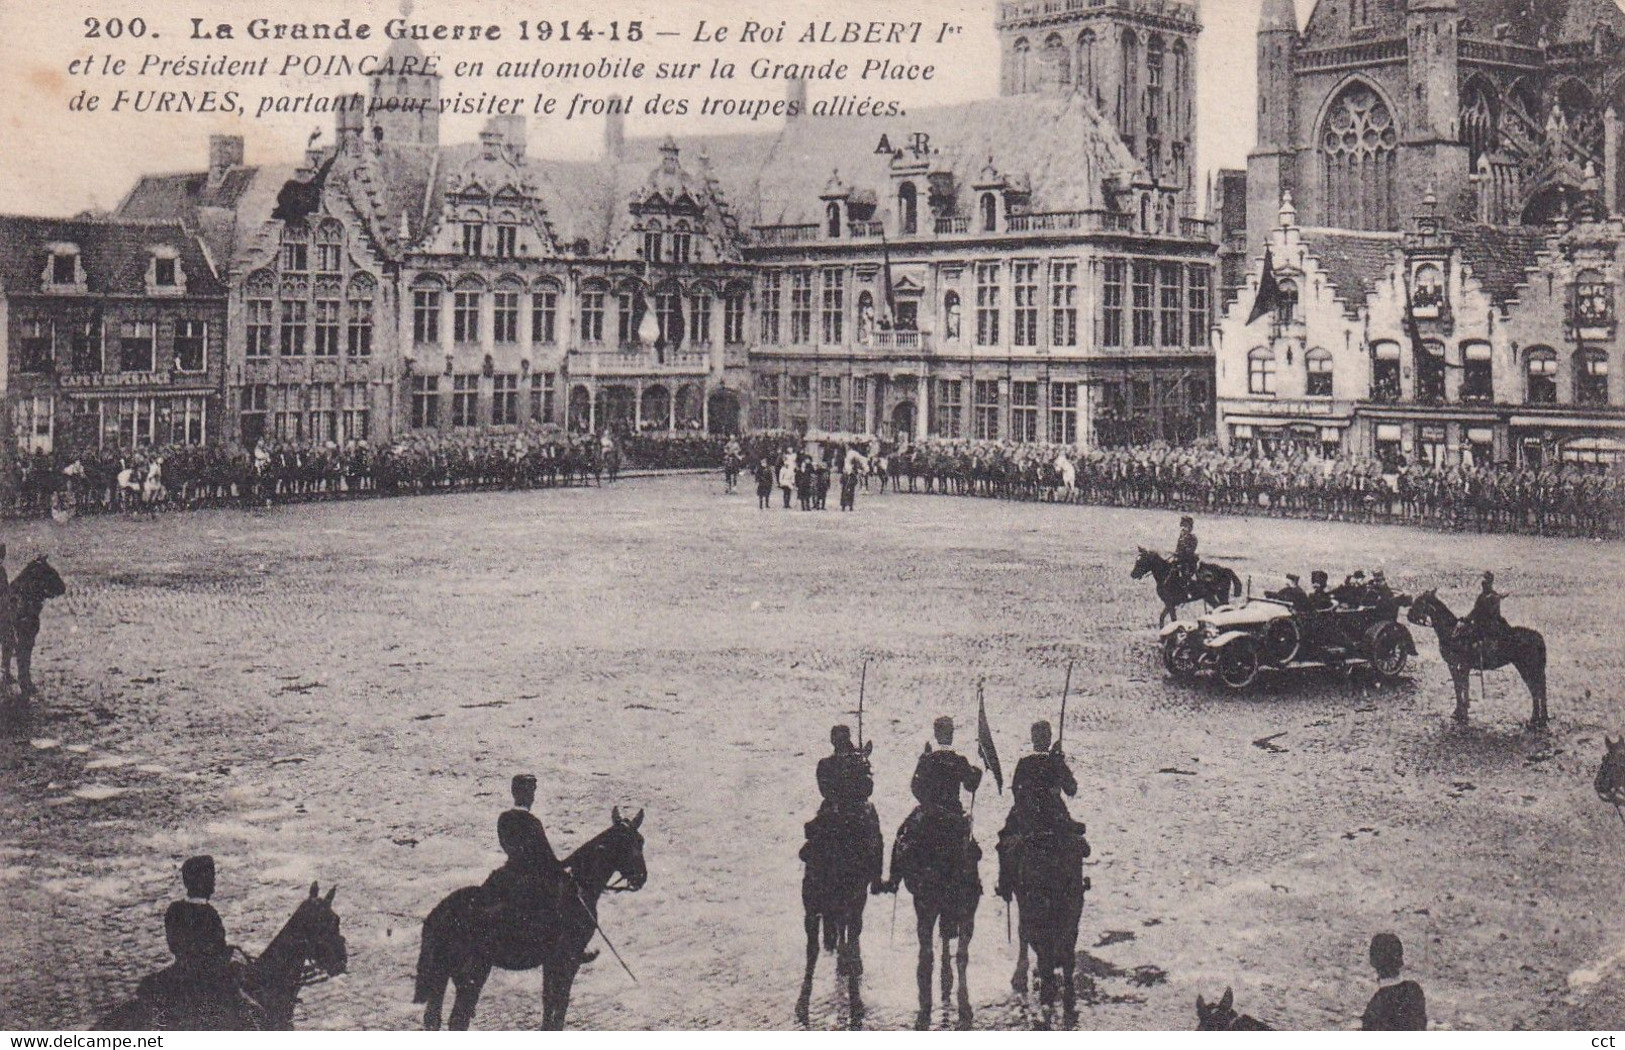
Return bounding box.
[1320,82,1397,231]
[1011,38,1031,94]
[1461,79,1499,171]
[1044,34,1070,89]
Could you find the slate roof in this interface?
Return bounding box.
[0,215,224,297]
[1297,228,1402,313]
[1453,224,1548,305]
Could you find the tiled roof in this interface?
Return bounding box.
[1454,224,1548,305]
[0,215,224,297]
[1298,228,1402,314]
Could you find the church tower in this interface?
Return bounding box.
[1403,0,1470,221]
[367,34,441,150]
[994,0,1203,217]
[1246,0,1298,257]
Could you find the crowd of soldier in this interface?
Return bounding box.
[876,440,1625,540]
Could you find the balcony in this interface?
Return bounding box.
[934,216,969,235]
[754,224,820,246]
[847,221,884,239]
[571,348,711,377]
[870,330,932,354]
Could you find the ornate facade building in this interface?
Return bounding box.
[0,216,225,456]
[1248,0,1625,255]
[106,6,1218,452]
[1216,193,1624,470]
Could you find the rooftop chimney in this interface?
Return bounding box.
[604,98,625,161]
[208,134,244,187]
[490,115,526,161]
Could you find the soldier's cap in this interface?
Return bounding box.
[1483,571,1496,584]
[512,773,538,791]
[1352,570,1367,579]
[1180,516,1194,527]
[1311,570,1329,584]
[933,716,954,741]
[830,724,853,745]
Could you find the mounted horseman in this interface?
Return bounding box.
[480,775,597,967]
[796,723,883,1026]
[993,720,1085,903]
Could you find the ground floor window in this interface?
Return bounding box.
[935,379,963,438]
[786,375,811,432]
[493,373,520,426]
[754,374,780,430]
[1049,383,1077,445]
[1010,380,1039,443]
[273,385,303,442]
[1374,423,1403,470]
[850,378,868,435]
[452,374,479,428]
[240,385,268,448]
[973,379,1000,441]
[1463,427,1494,467]
[14,395,53,454]
[307,386,337,444]
[818,376,842,432]
[412,375,440,429]
[530,372,555,424]
[342,383,370,442]
[1418,424,1447,467]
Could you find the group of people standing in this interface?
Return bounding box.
[752,445,870,514]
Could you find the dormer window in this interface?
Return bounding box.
[463,222,484,258]
[1411,262,1445,317]
[43,243,86,293]
[495,223,517,259]
[827,202,842,239]
[671,225,693,265]
[899,183,919,236]
[1573,268,1613,329]
[981,193,998,233]
[280,225,308,272]
[643,227,664,264]
[146,246,186,295]
[316,221,343,272]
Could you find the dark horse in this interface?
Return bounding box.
[2,555,66,700]
[414,807,647,1031]
[795,811,876,1028]
[1195,988,1273,1030]
[1407,591,1548,728]
[1131,549,1242,628]
[1010,829,1089,1028]
[885,813,980,1030]
[96,883,347,1030]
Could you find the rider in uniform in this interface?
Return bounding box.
[138,855,253,1019]
[481,774,584,955]
[881,716,982,892]
[802,725,884,890]
[994,721,1086,901]
[1456,571,1508,649]
[1172,516,1199,590]
[1306,570,1336,612]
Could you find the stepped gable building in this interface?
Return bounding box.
[108,3,1217,450]
[1248,0,1625,256]
[0,215,225,456]
[1216,192,1624,470]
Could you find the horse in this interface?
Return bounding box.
[1407,590,1549,729]
[96,883,347,1031]
[794,810,877,1028]
[1,556,66,700]
[885,812,981,1030]
[1008,829,1088,1028]
[414,807,647,1031]
[1195,988,1273,1030]
[722,452,742,494]
[1130,549,1243,628]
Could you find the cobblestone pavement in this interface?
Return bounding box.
[1,475,1621,1030]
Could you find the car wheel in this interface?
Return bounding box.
[1370,628,1410,681]
[1217,638,1261,692]
[1162,631,1200,681]
[1263,618,1301,666]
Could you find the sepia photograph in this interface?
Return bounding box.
[0,0,1621,1033]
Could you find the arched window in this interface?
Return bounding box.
[1248,347,1276,395]
[1120,31,1139,132]
[1320,82,1398,230]
[857,290,875,342]
[1372,340,1401,402]
[1078,31,1097,101]
[898,182,919,236]
[1578,349,1610,405]
[1526,346,1558,404]
[1417,339,1446,403]
[1460,78,1499,171]
[315,221,344,272]
[1276,278,1299,325]
[826,201,842,239]
[943,291,962,341]
[347,273,376,359]
[1170,40,1189,138]
[279,223,308,272]
[1305,348,1333,397]
[1011,38,1031,94]
[1044,34,1070,89]
[980,193,998,232]
[1412,263,1445,313]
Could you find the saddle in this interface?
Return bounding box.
[135,960,262,1030]
[895,805,980,888]
[802,803,882,878]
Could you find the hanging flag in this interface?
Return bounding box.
[878,230,898,328]
[977,691,1003,795]
[1246,247,1283,326]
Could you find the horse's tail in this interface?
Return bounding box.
[413,910,447,1005]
